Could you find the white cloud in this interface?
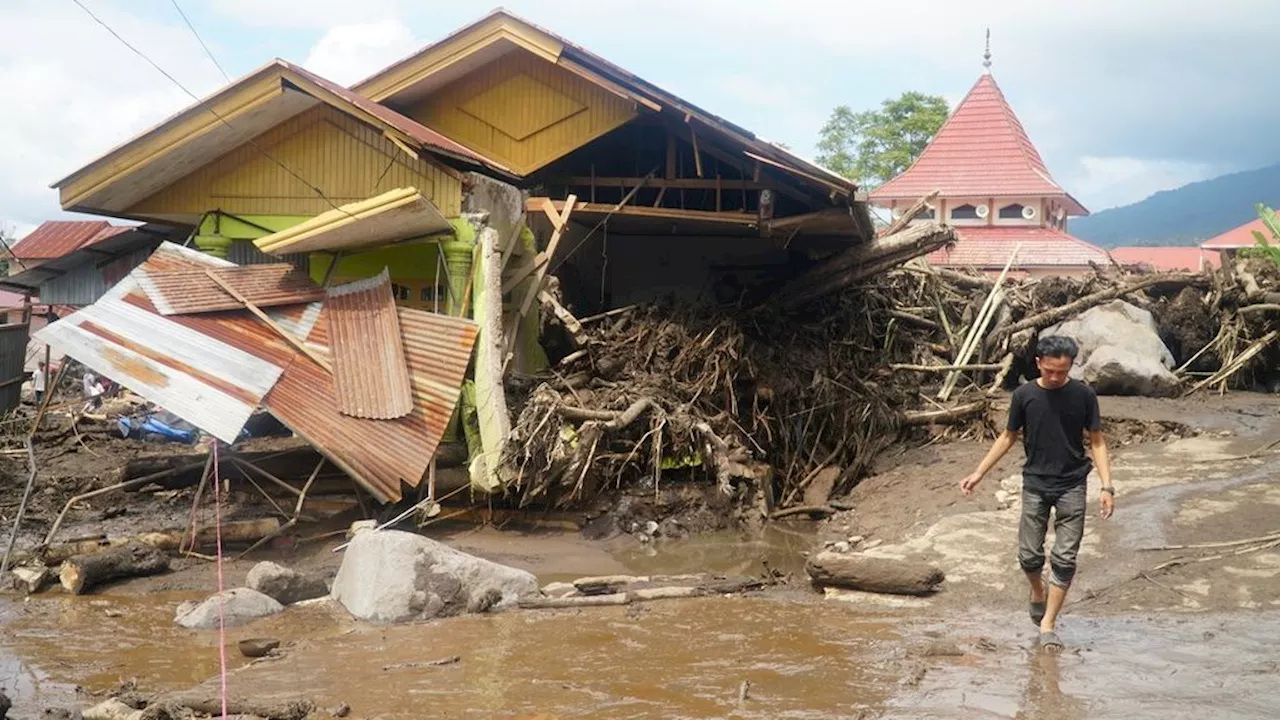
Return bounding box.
[303,21,420,86]
[1068,156,1221,210]
[209,0,403,28]
[0,1,224,233]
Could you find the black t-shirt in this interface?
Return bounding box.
[1006,379,1102,492]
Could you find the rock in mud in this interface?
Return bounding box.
[82,698,138,720]
[246,561,329,605]
[330,530,539,623]
[12,564,51,594]
[1042,300,1180,397]
[174,588,284,629]
[0,689,9,719]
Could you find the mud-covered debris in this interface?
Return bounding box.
[246,561,329,605]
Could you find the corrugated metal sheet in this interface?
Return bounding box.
[227,240,310,271]
[59,241,478,502]
[254,187,451,256]
[135,263,324,316]
[34,245,288,443]
[326,269,413,419]
[266,304,478,501]
[38,246,156,306]
[10,221,130,260]
[0,323,31,413]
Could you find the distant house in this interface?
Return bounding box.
[1200,216,1271,259]
[869,58,1108,277]
[1109,247,1218,272]
[1,220,176,308]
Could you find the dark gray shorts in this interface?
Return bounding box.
[1017,483,1086,587]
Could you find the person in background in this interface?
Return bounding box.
[33,361,47,406]
[957,335,1115,650]
[82,370,105,412]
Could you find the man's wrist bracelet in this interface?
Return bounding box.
[1100,486,1115,495]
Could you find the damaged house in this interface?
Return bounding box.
[38,10,955,515]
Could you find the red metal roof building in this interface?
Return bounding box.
[869,56,1107,276]
[1109,246,1218,272]
[8,220,130,265]
[1201,217,1269,252]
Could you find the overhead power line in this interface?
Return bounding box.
[69,0,352,218]
[169,0,231,82]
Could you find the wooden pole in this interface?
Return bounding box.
[203,270,331,372]
[938,245,1019,400]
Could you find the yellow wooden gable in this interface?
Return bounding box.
[401,48,636,176]
[130,104,463,222]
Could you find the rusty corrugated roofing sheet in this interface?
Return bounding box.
[266,304,478,501]
[10,221,131,260]
[326,269,413,419]
[135,263,324,315]
[79,241,477,503]
[33,244,288,443]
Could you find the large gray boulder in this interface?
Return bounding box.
[331,530,538,623]
[1042,300,1180,397]
[175,588,284,629]
[246,561,329,605]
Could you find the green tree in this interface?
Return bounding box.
[815,91,949,187]
[1245,203,1280,265]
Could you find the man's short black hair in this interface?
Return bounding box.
[1036,335,1079,360]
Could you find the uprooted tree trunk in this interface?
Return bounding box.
[779,222,957,308]
[59,542,170,595]
[805,552,946,596]
[154,691,313,720]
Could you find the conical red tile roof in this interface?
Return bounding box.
[871,73,1086,215]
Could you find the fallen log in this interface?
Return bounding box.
[539,289,587,348]
[519,592,630,609]
[881,190,940,237]
[900,400,988,427]
[20,519,282,568]
[991,272,1206,347]
[805,551,945,596]
[157,691,313,720]
[59,542,170,595]
[780,222,957,308]
[890,363,1003,373]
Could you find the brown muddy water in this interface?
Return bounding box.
[2,532,1279,719]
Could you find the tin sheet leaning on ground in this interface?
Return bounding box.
[325,268,413,420]
[34,244,290,443]
[44,241,479,502]
[135,263,325,315]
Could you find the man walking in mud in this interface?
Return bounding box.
[958,336,1115,650]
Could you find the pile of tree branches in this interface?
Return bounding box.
[503,252,1278,514]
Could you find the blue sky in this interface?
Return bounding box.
[2,0,1277,237]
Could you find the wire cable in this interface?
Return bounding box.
[69,0,354,218]
[169,0,231,82]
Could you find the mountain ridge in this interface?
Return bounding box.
[1069,163,1280,248]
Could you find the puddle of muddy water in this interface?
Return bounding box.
[0,590,353,716]
[886,611,1280,720]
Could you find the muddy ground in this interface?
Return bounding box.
[1,393,1278,719]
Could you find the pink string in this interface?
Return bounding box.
[211,440,228,719]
